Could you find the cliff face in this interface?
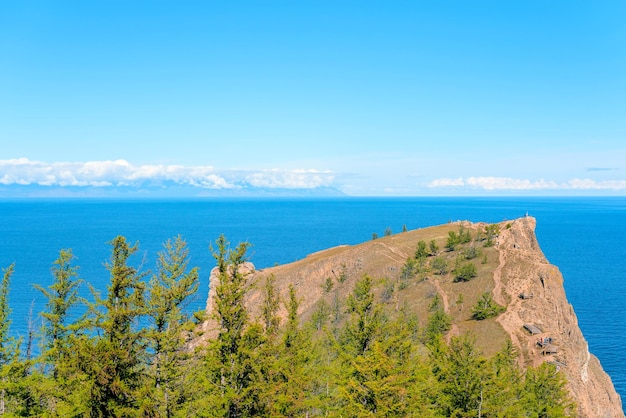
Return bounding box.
[200,217,623,417]
[493,217,623,417]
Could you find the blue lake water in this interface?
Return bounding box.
[1,197,625,405]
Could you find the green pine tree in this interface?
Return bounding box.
[88,236,147,417]
[203,235,265,417]
[0,264,20,415]
[143,236,200,417]
[344,276,381,355]
[34,249,84,378]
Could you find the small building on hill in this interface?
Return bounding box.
[541,344,559,355]
[523,324,543,335]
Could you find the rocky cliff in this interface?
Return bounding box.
[200,216,623,417]
[492,216,622,417]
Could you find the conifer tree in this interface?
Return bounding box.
[0,264,19,415]
[283,285,299,350]
[32,250,90,414]
[446,231,461,251]
[0,264,43,416]
[311,300,331,331]
[261,283,311,416]
[340,315,431,416]
[522,363,573,417]
[415,240,428,259]
[203,235,264,416]
[0,264,15,365]
[88,236,147,417]
[481,340,525,416]
[344,275,381,355]
[429,239,439,256]
[35,250,83,377]
[471,291,505,320]
[278,285,320,415]
[432,335,489,417]
[144,236,199,417]
[424,295,451,343]
[212,235,250,356]
[261,275,280,337]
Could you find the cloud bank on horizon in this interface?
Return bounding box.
[0,158,336,191]
[2,158,626,196]
[428,177,626,191]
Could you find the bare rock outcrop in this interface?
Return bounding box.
[494,217,623,417]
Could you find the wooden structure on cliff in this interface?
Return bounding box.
[523,324,543,335]
[541,344,559,355]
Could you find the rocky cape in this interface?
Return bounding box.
[199,216,623,417]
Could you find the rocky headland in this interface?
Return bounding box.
[199,216,623,417]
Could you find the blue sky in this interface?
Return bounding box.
[1,1,625,196]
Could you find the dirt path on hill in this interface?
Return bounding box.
[430,277,461,339]
[492,243,507,307]
[378,242,409,262]
[431,277,449,312]
[492,233,526,357]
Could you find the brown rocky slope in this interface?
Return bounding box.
[199,216,623,417]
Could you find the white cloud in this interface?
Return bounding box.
[0,158,336,190]
[428,177,465,187]
[244,169,334,189]
[567,179,626,190]
[464,177,558,190]
[428,176,626,191]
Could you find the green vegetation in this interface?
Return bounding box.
[458,225,472,244]
[145,236,199,416]
[429,239,439,255]
[462,245,481,260]
[446,230,460,251]
[432,256,448,275]
[401,256,419,281]
[424,295,452,343]
[454,262,478,282]
[484,224,501,247]
[0,234,573,417]
[472,292,506,320]
[337,263,348,283]
[322,277,334,293]
[415,240,428,259]
[381,278,395,302]
[262,275,281,335]
[445,225,472,251]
